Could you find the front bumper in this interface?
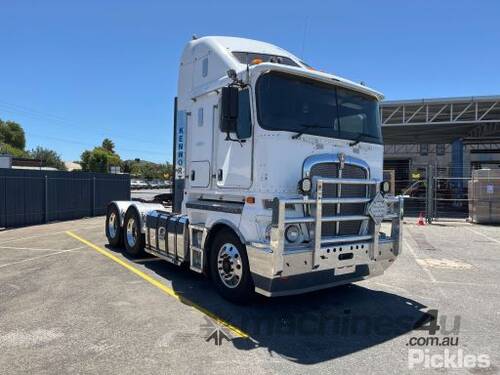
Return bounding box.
[248,235,400,297]
[247,183,404,297]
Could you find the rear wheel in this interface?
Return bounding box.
[123,208,145,257]
[105,205,123,247]
[209,229,254,303]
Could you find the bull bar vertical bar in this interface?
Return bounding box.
[270,198,285,275]
[270,178,402,272]
[313,179,323,268]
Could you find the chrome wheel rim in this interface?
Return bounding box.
[108,212,118,239]
[217,243,243,288]
[126,218,137,247]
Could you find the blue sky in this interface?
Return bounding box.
[1,0,499,163]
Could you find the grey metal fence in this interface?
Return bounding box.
[386,162,500,222]
[0,169,130,228]
[386,163,428,217]
[432,176,470,220]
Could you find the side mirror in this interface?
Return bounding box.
[220,86,239,133]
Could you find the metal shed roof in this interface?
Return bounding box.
[381,96,500,144]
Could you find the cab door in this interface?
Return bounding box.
[214,88,253,189]
[187,102,213,189]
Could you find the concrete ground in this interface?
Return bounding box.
[0,217,499,374]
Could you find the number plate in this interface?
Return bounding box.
[335,266,355,276]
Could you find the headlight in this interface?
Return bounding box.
[298,178,312,194]
[381,180,391,194]
[285,224,301,243]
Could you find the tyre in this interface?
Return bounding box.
[105,204,123,247]
[123,208,145,257]
[209,229,254,303]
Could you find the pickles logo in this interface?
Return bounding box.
[408,349,490,369]
[406,310,491,370]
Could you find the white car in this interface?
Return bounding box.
[131,179,148,190]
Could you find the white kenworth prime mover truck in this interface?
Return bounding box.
[105,36,403,303]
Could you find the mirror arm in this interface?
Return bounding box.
[227,69,247,88]
[229,80,247,89]
[224,132,245,147]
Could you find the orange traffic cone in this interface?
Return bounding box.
[417,212,425,226]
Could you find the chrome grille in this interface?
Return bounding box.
[310,162,368,236]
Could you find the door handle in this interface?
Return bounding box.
[217,169,223,181]
[190,170,195,181]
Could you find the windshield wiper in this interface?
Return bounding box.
[348,133,378,146]
[349,135,364,147]
[292,131,305,139]
[291,123,327,140]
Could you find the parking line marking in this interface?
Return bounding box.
[373,282,412,295]
[65,231,249,339]
[0,230,70,244]
[0,221,103,245]
[0,246,66,252]
[465,227,500,245]
[403,238,437,283]
[0,247,85,269]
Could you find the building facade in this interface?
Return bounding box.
[381,96,500,182]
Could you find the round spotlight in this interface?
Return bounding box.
[381,181,391,194]
[285,225,301,243]
[298,178,312,194]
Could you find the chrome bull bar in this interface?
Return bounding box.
[270,177,404,274]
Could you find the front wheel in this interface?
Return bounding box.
[123,208,145,257]
[209,229,254,303]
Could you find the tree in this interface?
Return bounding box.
[0,143,27,158]
[131,162,156,179]
[123,159,172,180]
[80,139,121,173]
[0,118,26,155]
[28,146,67,170]
[101,138,115,153]
[0,119,69,169]
[158,162,173,180]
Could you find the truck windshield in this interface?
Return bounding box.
[255,72,382,144]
